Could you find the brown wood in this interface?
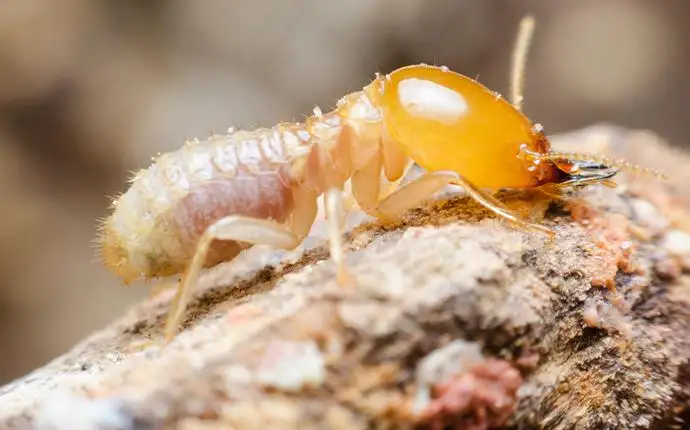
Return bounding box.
[1,125,689,430]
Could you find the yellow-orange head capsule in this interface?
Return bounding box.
[380,64,560,189]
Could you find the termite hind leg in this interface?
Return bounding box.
[325,188,352,287]
[163,216,308,342]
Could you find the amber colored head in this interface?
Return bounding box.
[379,64,559,189]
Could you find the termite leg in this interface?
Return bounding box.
[377,171,555,239]
[352,152,458,221]
[324,188,351,286]
[352,152,555,237]
[332,180,362,217]
[322,164,412,287]
[351,148,418,220]
[375,171,465,220]
[164,189,318,342]
[164,217,303,341]
[341,180,358,213]
[379,160,414,200]
[453,176,556,238]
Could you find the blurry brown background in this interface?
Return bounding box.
[0,0,687,383]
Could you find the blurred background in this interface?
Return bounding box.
[0,0,687,383]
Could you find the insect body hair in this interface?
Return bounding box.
[97,86,386,283]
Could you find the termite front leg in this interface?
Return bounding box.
[352,152,554,236]
[373,171,465,220]
[164,190,318,342]
[351,151,459,221]
[452,175,555,237]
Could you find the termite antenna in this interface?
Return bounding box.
[527,149,669,180]
[510,15,536,111]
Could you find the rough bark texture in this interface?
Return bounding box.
[1,125,690,430]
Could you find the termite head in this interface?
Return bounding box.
[376,64,564,189]
[375,15,665,191]
[519,144,668,189]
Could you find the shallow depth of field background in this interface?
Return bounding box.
[0,1,687,383]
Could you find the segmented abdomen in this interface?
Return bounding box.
[101,86,382,282]
[101,128,303,281]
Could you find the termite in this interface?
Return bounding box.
[98,16,664,341]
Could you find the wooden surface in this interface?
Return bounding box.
[1,125,689,430]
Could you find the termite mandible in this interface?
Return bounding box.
[98,16,663,342]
